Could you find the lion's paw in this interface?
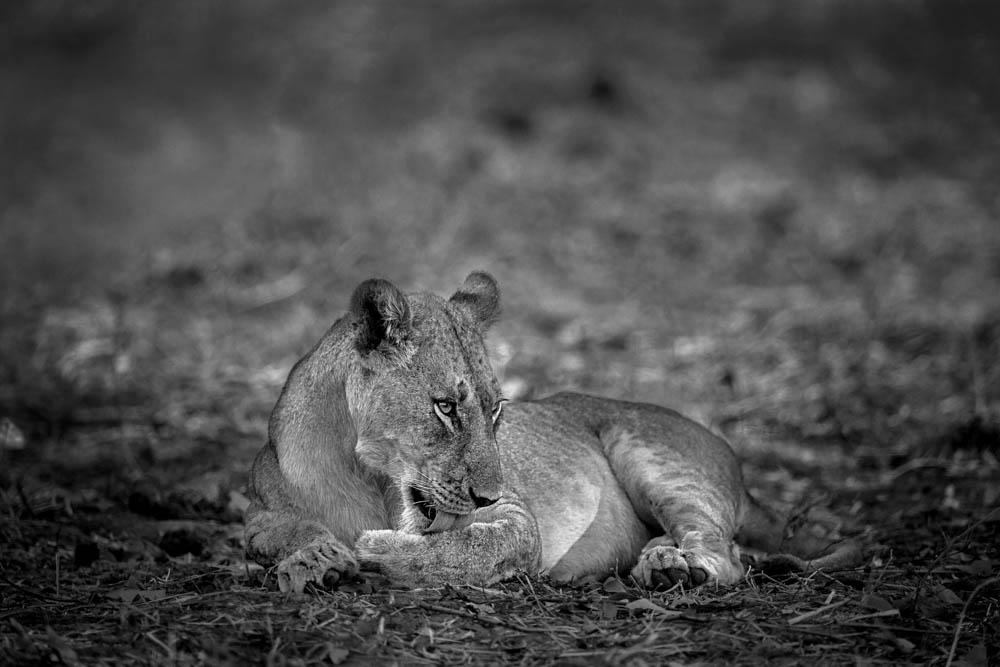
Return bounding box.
[631,541,707,589]
[630,533,742,589]
[355,530,425,571]
[355,530,441,586]
[276,538,358,594]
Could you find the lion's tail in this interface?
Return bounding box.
[737,492,863,575]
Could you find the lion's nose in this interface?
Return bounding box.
[469,487,501,508]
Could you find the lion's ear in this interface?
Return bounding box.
[449,271,501,330]
[350,278,411,353]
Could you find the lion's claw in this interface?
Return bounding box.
[632,544,693,589]
[276,538,358,593]
[630,532,741,589]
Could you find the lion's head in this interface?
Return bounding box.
[345,272,505,534]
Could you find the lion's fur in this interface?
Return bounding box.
[245,273,861,592]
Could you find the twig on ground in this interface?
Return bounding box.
[415,601,574,635]
[882,457,950,484]
[0,573,78,604]
[914,507,1000,602]
[944,575,999,667]
[787,598,848,625]
[515,571,548,616]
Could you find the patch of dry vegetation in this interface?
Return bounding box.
[1,482,997,666]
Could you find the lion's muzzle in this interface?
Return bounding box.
[469,487,501,508]
[407,482,500,533]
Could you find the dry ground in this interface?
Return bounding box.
[2,2,999,665]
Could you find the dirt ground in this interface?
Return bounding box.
[2,2,999,665]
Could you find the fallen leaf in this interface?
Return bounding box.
[860,594,894,612]
[139,589,167,602]
[325,646,350,664]
[935,586,962,606]
[951,642,988,667]
[0,417,26,450]
[46,627,80,666]
[947,559,993,577]
[599,600,619,619]
[602,577,627,594]
[106,589,140,604]
[465,602,496,615]
[892,636,915,653]
[625,598,684,619]
[107,588,166,603]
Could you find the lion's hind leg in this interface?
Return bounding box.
[598,420,746,589]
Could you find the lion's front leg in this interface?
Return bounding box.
[276,535,359,594]
[355,501,540,586]
[246,511,359,593]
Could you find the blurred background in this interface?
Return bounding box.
[2,0,999,491]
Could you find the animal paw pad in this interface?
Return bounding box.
[276,540,358,594]
[631,545,710,589]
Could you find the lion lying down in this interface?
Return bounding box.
[245,272,860,593]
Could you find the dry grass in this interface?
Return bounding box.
[1,501,997,666]
[2,1,1000,665]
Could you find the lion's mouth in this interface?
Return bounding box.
[409,485,437,522]
[407,485,474,533]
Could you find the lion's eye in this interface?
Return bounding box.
[433,400,456,418]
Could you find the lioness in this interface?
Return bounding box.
[246,272,859,593]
